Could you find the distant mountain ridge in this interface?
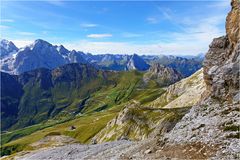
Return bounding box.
[1,62,166,132]
[0,39,202,76]
[1,63,113,130]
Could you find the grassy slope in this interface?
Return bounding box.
[1,70,165,156]
[93,103,190,143]
[91,69,203,143]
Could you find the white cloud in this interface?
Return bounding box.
[122,32,142,38]
[41,30,48,35]
[0,25,10,29]
[87,34,112,38]
[208,1,230,9]
[1,19,14,22]
[64,13,225,56]
[146,17,159,24]
[11,39,33,48]
[62,40,206,56]
[8,4,226,56]
[63,41,157,54]
[157,7,173,21]
[17,32,35,36]
[80,23,98,28]
[180,15,225,41]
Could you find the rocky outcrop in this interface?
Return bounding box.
[92,102,152,143]
[203,36,239,103]
[150,69,205,108]
[144,63,183,87]
[143,55,203,77]
[155,1,240,159]
[203,0,240,103]
[92,98,190,143]
[226,0,240,46]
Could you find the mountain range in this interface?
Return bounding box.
[1,60,186,132]
[0,39,202,77]
[1,1,238,159]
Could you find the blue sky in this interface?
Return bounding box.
[1,0,230,55]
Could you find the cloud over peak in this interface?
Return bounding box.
[87,34,112,38]
[80,23,98,28]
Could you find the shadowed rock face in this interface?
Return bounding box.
[144,63,183,87]
[126,54,150,71]
[203,0,240,103]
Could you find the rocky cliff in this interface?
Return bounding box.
[204,0,239,103]
[150,69,205,109]
[143,63,183,87]
[153,1,240,159]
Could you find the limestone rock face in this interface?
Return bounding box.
[144,63,183,87]
[226,0,240,46]
[203,36,239,102]
[203,0,240,103]
[160,1,240,159]
[150,69,205,108]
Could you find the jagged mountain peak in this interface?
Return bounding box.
[1,39,17,48]
[144,63,183,86]
[148,63,182,78]
[55,45,70,57]
[132,53,138,57]
[0,39,18,58]
[0,39,202,75]
[131,53,144,61]
[34,39,50,45]
[29,39,52,49]
[149,63,171,72]
[127,53,150,71]
[56,45,69,52]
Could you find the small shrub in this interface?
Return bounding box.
[44,132,61,137]
[223,125,239,132]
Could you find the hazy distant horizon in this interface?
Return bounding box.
[2,38,205,57]
[1,1,230,55]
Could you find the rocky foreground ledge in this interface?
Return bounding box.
[14,140,159,160]
[15,140,132,160]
